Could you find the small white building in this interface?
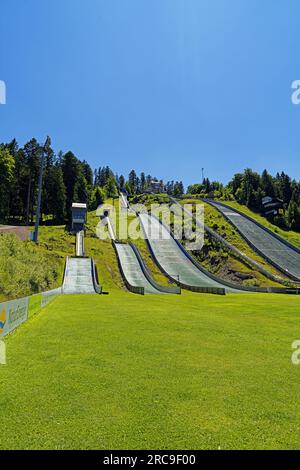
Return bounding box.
[71,203,87,232]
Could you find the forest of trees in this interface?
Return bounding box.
[1,136,299,232]
[0,137,184,226]
[188,168,300,231]
[115,169,184,197]
[0,137,120,226]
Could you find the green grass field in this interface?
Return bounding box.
[1,290,300,450]
[1,201,300,450]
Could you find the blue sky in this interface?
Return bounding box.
[0,0,300,186]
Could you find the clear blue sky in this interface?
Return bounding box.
[1,0,300,186]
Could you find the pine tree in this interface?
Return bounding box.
[74,170,88,204]
[140,172,146,192]
[46,165,66,223]
[104,176,118,198]
[81,160,93,186]
[0,148,15,222]
[23,138,42,223]
[287,191,300,230]
[91,187,105,210]
[261,169,275,198]
[128,169,138,194]
[119,175,125,190]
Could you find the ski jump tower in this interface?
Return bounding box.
[71,203,87,233]
[62,202,102,294]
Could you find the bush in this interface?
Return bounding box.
[0,234,60,299]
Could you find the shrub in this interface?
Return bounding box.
[0,234,60,299]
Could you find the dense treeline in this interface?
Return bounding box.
[165,180,185,196]
[0,137,184,226]
[2,136,298,232]
[0,137,113,225]
[188,168,300,231]
[115,169,184,197]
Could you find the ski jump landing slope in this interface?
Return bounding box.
[104,209,179,295]
[207,200,300,281]
[114,242,180,295]
[139,213,241,294]
[139,212,300,295]
[63,258,98,294]
[63,231,102,294]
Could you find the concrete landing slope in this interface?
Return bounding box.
[170,196,295,287]
[139,213,233,294]
[63,257,101,294]
[114,241,181,295]
[208,200,300,281]
[139,213,300,295]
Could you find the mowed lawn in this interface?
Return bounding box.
[1,291,300,450]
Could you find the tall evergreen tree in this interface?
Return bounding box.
[104,176,118,198]
[119,174,125,190]
[140,172,146,192]
[61,151,82,220]
[128,169,138,194]
[0,148,15,222]
[81,160,93,186]
[261,169,275,198]
[45,165,66,223]
[287,191,300,230]
[23,138,41,223]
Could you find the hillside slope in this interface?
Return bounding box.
[220,200,300,249]
[137,195,289,288]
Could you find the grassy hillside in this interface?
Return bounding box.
[201,201,293,279]
[177,198,298,287]
[85,208,126,291]
[0,232,66,302]
[1,291,300,450]
[0,202,170,302]
[0,209,124,302]
[92,198,173,287]
[40,210,124,293]
[135,195,288,288]
[1,194,297,302]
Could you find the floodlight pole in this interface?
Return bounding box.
[33,144,45,243]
